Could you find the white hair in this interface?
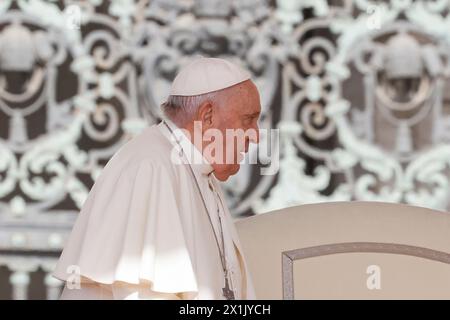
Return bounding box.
[161,89,231,127]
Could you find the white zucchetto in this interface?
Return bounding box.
[169,57,251,96]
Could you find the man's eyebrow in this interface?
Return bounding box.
[245,111,260,117]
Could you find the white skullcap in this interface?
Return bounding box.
[169,57,251,96]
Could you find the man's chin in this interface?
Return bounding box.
[213,164,240,181]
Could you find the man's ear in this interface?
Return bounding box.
[197,101,213,128]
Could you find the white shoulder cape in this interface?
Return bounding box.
[53,123,255,299]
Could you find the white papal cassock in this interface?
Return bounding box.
[53,120,256,300]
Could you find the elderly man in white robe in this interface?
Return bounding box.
[53,57,261,300]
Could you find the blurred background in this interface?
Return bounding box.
[1,0,450,299]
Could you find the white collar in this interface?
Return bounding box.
[159,119,214,176]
